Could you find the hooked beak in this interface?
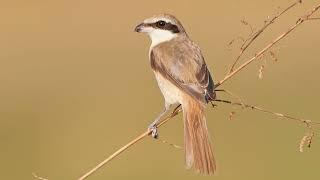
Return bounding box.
[134,23,145,32]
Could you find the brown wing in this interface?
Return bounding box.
[150,38,215,104]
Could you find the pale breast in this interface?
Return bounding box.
[154,72,182,105]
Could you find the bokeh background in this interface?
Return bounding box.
[1,0,319,179]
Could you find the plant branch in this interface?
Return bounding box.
[212,99,316,127]
[215,2,320,88]
[307,17,320,20]
[227,0,302,74]
[78,107,182,180]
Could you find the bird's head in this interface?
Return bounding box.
[134,14,187,47]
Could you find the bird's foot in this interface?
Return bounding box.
[148,123,158,139]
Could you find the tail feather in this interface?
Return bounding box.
[182,96,216,174]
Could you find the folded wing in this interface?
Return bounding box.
[150,39,215,104]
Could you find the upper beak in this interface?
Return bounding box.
[134,23,144,32]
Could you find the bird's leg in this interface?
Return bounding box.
[148,104,171,139]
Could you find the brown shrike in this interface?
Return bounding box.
[135,14,216,174]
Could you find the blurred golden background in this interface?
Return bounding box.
[0,0,319,179]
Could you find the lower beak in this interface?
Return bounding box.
[134,23,144,32]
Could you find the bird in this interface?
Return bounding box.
[134,14,216,174]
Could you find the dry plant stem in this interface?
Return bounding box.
[213,99,317,152]
[308,17,320,20]
[299,132,315,152]
[213,99,315,126]
[78,3,320,180]
[78,132,148,180]
[215,89,245,107]
[78,107,182,180]
[227,0,302,74]
[215,3,320,88]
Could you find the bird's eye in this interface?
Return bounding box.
[157,20,166,27]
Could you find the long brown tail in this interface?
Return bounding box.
[182,96,216,175]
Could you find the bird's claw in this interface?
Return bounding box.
[148,125,158,139]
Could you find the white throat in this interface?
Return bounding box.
[148,29,177,48]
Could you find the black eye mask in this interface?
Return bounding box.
[146,21,180,34]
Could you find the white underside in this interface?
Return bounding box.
[139,25,180,105]
[154,72,182,106]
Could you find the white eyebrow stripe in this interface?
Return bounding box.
[144,17,172,24]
